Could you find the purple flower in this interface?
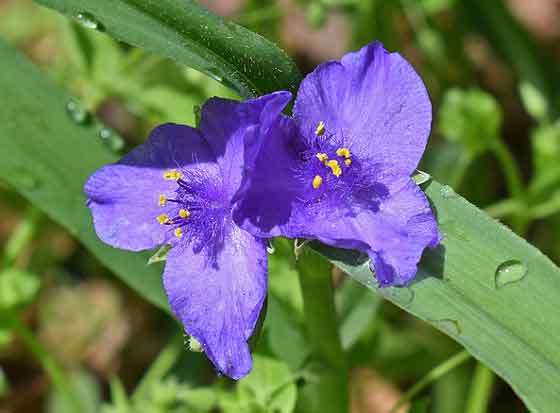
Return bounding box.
[234,42,440,286]
[84,92,291,379]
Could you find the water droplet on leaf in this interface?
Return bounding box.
[382,286,415,306]
[75,11,104,31]
[440,185,457,199]
[494,259,527,288]
[439,220,468,242]
[98,127,125,153]
[432,319,461,336]
[65,99,89,125]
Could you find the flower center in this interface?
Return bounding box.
[306,121,353,190]
[155,168,229,255]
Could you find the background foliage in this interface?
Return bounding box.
[1,0,560,412]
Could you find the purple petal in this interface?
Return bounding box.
[163,226,267,379]
[293,41,432,175]
[84,124,214,251]
[200,91,292,199]
[233,116,302,237]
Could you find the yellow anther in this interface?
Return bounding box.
[163,169,182,180]
[326,160,342,177]
[345,159,352,166]
[316,153,329,163]
[315,121,326,136]
[336,147,352,159]
[174,228,183,238]
[179,209,191,219]
[158,194,167,206]
[312,175,323,189]
[157,214,170,224]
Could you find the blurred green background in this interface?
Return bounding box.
[1,0,559,412]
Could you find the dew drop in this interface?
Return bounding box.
[65,99,90,125]
[439,220,468,242]
[494,259,527,288]
[382,286,415,307]
[431,318,461,336]
[98,127,125,153]
[74,11,104,31]
[440,185,457,199]
[412,169,431,186]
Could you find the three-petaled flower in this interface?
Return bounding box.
[85,40,439,380]
[235,41,440,286]
[85,92,291,379]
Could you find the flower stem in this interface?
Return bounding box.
[492,140,524,200]
[492,141,529,233]
[390,350,472,412]
[132,333,183,402]
[2,309,82,411]
[465,363,495,413]
[296,245,348,413]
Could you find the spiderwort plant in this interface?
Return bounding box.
[84,91,292,379]
[234,42,440,286]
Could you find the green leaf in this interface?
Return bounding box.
[0,39,169,311]
[438,88,502,156]
[34,0,302,99]
[0,268,41,310]
[266,297,309,371]
[237,355,297,413]
[336,277,382,351]
[315,179,560,413]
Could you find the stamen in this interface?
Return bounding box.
[157,214,170,224]
[336,147,351,159]
[179,209,191,218]
[315,121,326,136]
[174,228,183,238]
[163,169,182,180]
[326,160,342,177]
[158,194,167,206]
[344,159,352,166]
[312,175,323,189]
[316,153,329,163]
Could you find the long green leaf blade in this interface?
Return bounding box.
[316,181,560,412]
[34,0,302,99]
[0,40,168,311]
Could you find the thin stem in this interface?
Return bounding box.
[296,246,348,413]
[492,141,524,200]
[2,310,82,411]
[492,141,528,233]
[391,350,472,413]
[465,363,495,413]
[132,334,183,401]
